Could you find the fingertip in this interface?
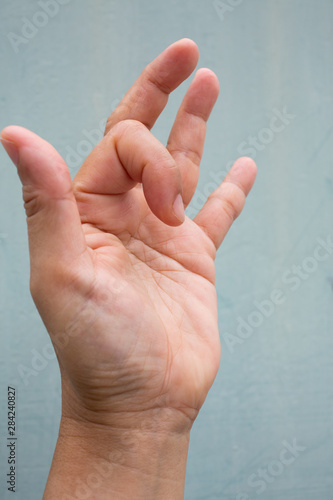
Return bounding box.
[143,181,186,228]
[236,156,258,178]
[1,125,17,138]
[1,126,30,167]
[195,68,220,91]
[1,125,44,150]
[1,136,19,167]
[194,68,220,108]
[1,125,27,141]
[229,157,257,195]
[174,37,199,54]
[169,38,200,69]
[236,156,257,170]
[172,193,186,225]
[2,126,71,192]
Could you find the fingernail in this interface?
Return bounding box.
[173,193,185,223]
[0,137,19,167]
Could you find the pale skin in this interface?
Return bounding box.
[1,39,256,499]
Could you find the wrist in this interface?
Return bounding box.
[43,411,191,500]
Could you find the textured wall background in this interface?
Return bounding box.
[1,1,332,499]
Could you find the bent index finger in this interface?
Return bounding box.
[74,120,185,227]
[105,38,199,135]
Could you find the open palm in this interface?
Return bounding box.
[1,39,256,433]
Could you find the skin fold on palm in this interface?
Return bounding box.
[1,38,257,437]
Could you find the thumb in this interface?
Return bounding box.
[1,126,88,288]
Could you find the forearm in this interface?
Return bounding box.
[43,415,190,500]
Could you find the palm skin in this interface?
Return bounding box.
[54,205,220,431]
[1,39,256,435]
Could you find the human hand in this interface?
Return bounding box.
[1,39,256,499]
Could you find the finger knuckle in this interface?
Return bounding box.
[22,186,44,218]
[113,119,145,136]
[212,183,245,222]
[144,67,172,95]
[221,197,239,222]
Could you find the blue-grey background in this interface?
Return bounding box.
[1,0,332,498]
